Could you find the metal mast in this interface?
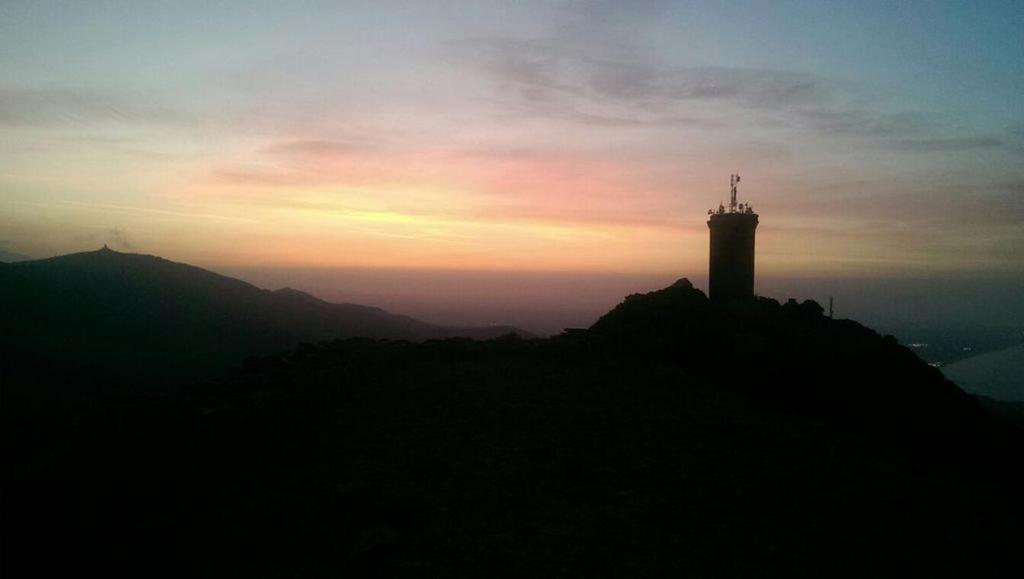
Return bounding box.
[730,173,741,213]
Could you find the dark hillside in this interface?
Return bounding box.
[3,279,1022,577]
[584,280,996,458]
[0,247,528,394]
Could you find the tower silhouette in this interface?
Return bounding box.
[707,174,758,301]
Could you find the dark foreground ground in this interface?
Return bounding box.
[4,282,1023,577]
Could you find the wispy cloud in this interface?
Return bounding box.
[453,35,1016,159]
[889,136,1007,153]
[0,86,192,127]
[798,109,929,138]
[261,138,384,156]
[457,37,837,124]
[11,199,263,225]
[212,165,319,188]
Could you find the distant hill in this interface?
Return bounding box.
[0,247,529,393]
[0,249,32,263]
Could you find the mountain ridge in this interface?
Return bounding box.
[0,247,531,393]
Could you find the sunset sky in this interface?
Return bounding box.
[2,1,1022,297]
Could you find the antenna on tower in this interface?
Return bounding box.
[730,174,740,213]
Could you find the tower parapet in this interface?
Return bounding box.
[707,174,758,301]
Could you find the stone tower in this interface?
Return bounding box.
[707,174,758,301]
